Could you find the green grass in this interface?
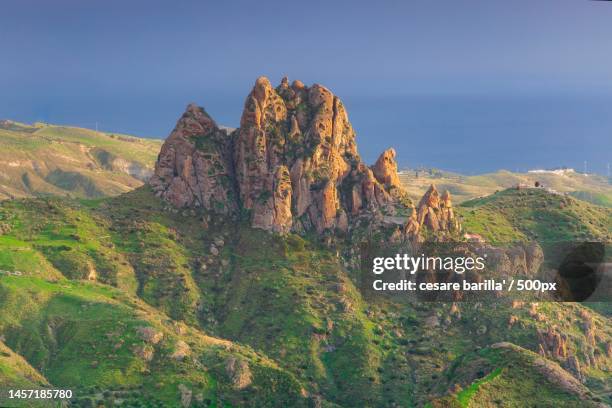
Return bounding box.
[399,168,612,207]
[437,345,603,408]
[34,125,160,165]
[458,188,611,266]
[0,120,162,200]
[0,341,55,407]
[1,188,610,407]
[455,367,502,407]
[0,275,307,407]
[570,191,612,208]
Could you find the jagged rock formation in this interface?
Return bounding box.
[471,241,544,277]
[150,104,237,213]
[404,207,420,237]
[151,77,402,233]
[416,185,460,232]
[404,184,460,239]
[538,327,568,360]
[372,148,401,189]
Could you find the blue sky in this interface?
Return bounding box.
[1,0,611,173]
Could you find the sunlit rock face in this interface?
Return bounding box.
[152,76,400,233]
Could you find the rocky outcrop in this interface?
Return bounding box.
[178,384,193,408]
[150,104,237,214]
[491,343,593,401]
[438,190,456,230]
[405,184,460,239]
[416,185,459,232]
[372,148,401,188]
[152,77,402,233]
[472,241,544,277]
[537,327,568,360]
[136,326,164,345]
[404,207,420,237]
[226,357,252,390]
[91,148,153,181]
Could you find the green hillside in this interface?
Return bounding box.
[430,343,602,407]
[0,187,610,406]
[457,188,612,260]
[0,120,162,200]
[0,341,53,407]
[399,168,612,207]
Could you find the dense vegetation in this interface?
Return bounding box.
[0,187,610,407]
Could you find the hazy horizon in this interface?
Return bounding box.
[2,0,611,174]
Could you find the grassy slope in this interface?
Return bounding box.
[99,189,415,407]
[399,168,612,207]
[430,344,600,407]
[0,190,415,406]
[0,121,162,200]
[458,187,612,246]
[0,340,54,407]
[0,192,307,407]
[0,276,306,407]
[389,292,612,406]
[0,188,610,407]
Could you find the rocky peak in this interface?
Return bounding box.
[405,184,460,238]
[372,148,401,189]
[149,104,237,212]
[151,76,402,234]
[440,190,452,208]
[419,184,440,210]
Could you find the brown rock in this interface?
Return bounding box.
[133,345,154,362]
[178,384,192,408]
[372,148,401,188]
[419,184,440,210]
[537,327,568,359]
[404,207,420,237]
[566,355,585,382]
[152,77,402,234]
[170,340,191,361]
[524,241,544,275]
[408,185,460,237]
[150,104,237,213]
[137,327,164,345]
[226,357,252,390]
[424,314,440,328]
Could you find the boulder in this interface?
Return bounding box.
[171,340,191,361]
[225,357,252,390]
[137,326,164,345]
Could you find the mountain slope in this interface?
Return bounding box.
[0,78,610,407]
[0,273,307,407]
[1,187,610,407]
[430,343,602,407]
[0,340,53,407]
[458,187,612,247]
[0,120,162,200]
[399,168,612,207]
